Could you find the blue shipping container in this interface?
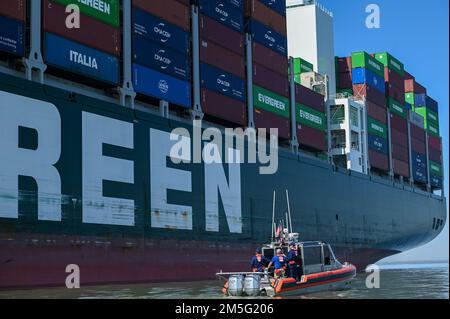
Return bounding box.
[352,68,385,94]
[194,0,243,10]
[200,63,245,101]
[44,33,119,85]
[0,15,25,57]
[426,95,439,113]
[430,175,442,188]
[411,151,427,169]
[133,64,192,108]
[413,168,427,183]
[248,20,287,56]
[368,134,389,154]
[199,0,244,32]
[133,8,190,55]
[259,0,286,16]
[414,93,426,107]
[133,35,191,81]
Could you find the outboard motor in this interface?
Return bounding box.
[244,274,261,297]
[228,275,244,296]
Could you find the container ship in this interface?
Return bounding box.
[0,0,446,289]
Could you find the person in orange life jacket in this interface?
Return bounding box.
[287,243,300,281]
[267,249,287,278]
[250,248,269,272]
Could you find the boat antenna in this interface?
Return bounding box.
[285,212,289,233]
[286,189,293,234]
[271,191,276,242]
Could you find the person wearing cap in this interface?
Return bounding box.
[286,243,300,281]
[250,248,269,273]
[267,249,287,279]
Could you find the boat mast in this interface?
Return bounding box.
[271,190,276,242]
[286,189,293,234]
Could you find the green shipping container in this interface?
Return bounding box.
[429,161,443,177]
[337,88,353,97]
[374,52,405,76]
[427,122,440,137]
[367,116,388,139]
[253,86,290,118]
[351,51,385,78]
[296,104,327,132]
[415,107,440,131]
[388,98,406,119]
[53,0,120,27]
[293,57,314,74]
[405,92,415,106]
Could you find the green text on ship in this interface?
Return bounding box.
[77,0,111,14]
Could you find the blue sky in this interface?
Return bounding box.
[321,0,449,262]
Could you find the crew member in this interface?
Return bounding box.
[267,249,287,279]
[287,243,299,281]
[250,248,269,272]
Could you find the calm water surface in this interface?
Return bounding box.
[0,263,448,299]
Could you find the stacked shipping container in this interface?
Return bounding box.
[292,57,314,85]
[423,97,443,189]
[374,52,409,179]
[43,0,120,85]
[0,0,26,58]
[351,51,389,172]
[246,0,291,139]
[335,56,353,96]
[198,0,246,124]
[132,0,192,108]
[409,112,428,185]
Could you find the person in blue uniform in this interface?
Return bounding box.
[286,243,300,281]
[250,248,269,272]
[267,249,287,278]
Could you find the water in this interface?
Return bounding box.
[0,263,448,299]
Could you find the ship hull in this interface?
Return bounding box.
[0,233,395,290]
[0,72,446,289]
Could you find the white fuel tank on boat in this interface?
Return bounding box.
[244,274,261,296]
[228,275,244,296]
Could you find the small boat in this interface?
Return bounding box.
[217,240,356,297]
[216,190,357,297]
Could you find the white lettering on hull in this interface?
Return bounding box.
[0,91,62,221]
[82,112,135,226]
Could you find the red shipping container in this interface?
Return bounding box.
[369,150,389,172]
[404,79,414,93]
[393,159,410,178]
[392,144,409,162]
[133,0,190,31]
[390,113,407,133]
[199,15,244,56]
[43,0,121,56]
[253,42,288,76]
[254,108,291,140]
[428,135,442,152]
[353,84,386,106]
[245,0,287,36]
[336,57,352,73]
[385,83,405,104]
[410,124,426,142]
[384,68,404,89]
[297,124,327,151]
[411,138,426,155]
[414,81,427,95]
[295,84,325,113]
[337,72,352,89]
[391,129,408,148]
[253,63,289,97]
[428,148,442,164]
[201,89,247,126]
[367,101,387,124]
[200,38,245,79]
[404,71,415,80]
[0,0,25,22]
